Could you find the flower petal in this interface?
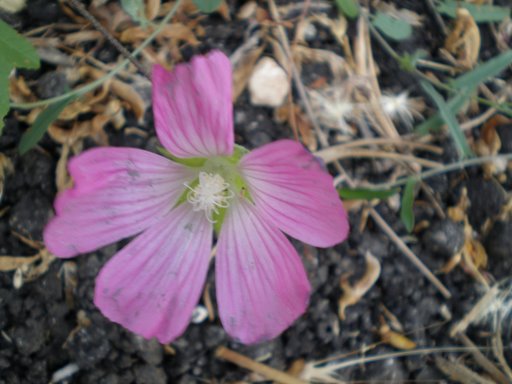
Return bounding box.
[95,205,212,343]
[152,51,234,158]
[240,140,349,248]
[44,147,194,258]
[216,199,311,344]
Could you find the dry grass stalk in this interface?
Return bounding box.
[458,333,510,384]
[450,285,500,337]
[215,347,307,384]
[315,148,443,169]
[435,356,495,384]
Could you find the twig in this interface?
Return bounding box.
[267,0,452,299]
[11,0,183,109]
[215,347,307,384]
[67,0,150,79]
[370,208,451,298]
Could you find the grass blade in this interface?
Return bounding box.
[372,12,413,41]
[451,50,512,91]
[338,187,398,200]
[420,81,473,159]
[19,96,74,155]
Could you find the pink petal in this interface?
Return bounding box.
[152,51,234,158]
[216,198,311,344]
[95,205,212,343]
[44,147,194,258]
[239,140,349,248]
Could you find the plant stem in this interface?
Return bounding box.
[10,0,183,110]
[369,153,512,190]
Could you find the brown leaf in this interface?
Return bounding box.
[0,153,14,201]
[64,30,103,45]
[83,67,146,122]
[338,252,381,320]
[444,8,481,68]
[0,255,40,272]
[379,323,417,350]
[275,104,317,151]
[145,0,160,20]
[56,143,72,192]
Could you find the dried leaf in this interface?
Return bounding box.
[0,254,40,271]
[231,43,264,102]
[0,153,14,201]
[339,252,381,319]
[56,143,72,192]
[61,261,78,308]
[64,30,103,45]
[83,67,146,122]
[145,0,160,20]
[236,1,257,19]
[379,323,417,350]
[444,8,481,68]
[275,104,317,151]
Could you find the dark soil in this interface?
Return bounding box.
[1,1,511,383]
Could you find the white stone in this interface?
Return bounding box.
[248,57,289,107]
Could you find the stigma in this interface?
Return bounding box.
[186,172,234,222]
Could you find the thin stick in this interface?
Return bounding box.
[325,137,443,154]
[370,208,451,298]
[215,347,307,384]
[316,148,443,169]
[11,0,183,109]
[371,153,512,190]
[67,0,149,79]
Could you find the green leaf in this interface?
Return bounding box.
[451,50,512,91]
[420,80,473,159]
[338,187,398,200]
[121,0,148,25]
[437,0,510,23]
[372,11,413,41]
[192,0,222,13]
[0,19,39,69]
[415,91,470,135]
[335,0,359,19]
[19,96,74,155]
[400,177,416,233]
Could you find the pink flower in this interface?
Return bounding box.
[44,51,349,344]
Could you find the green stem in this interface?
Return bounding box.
[10,0,183,110]
[370,153,512,190]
